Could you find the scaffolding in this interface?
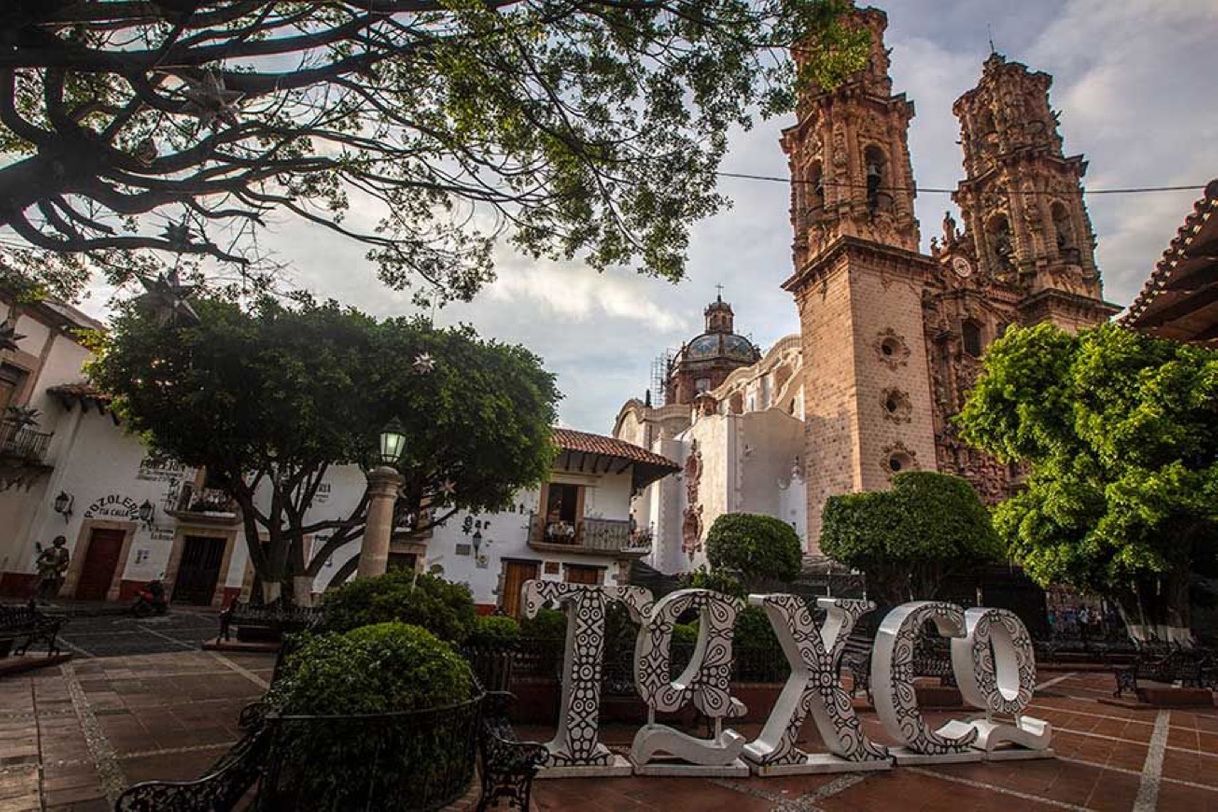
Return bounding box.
[650,349,677,407]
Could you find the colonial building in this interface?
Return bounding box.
[617,4,1120,574]
[0,304,677,611]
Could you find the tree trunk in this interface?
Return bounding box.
[1114,568,1193,646]
[261,579,282,604]
[292,575,314,607]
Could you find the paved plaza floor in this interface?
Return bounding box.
[1,650,1215,811]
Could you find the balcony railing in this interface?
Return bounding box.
[527,513,650,556]
[167,481,240,523]
[0,423,52,464]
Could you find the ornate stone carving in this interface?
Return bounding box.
[681,440,704,556]
[880,441,918,476]
[880,388,912,423]
[873,328,910,370]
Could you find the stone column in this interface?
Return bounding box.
[357,466,404,579]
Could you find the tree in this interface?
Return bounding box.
[91,295,559,603]
[819,471,1002,605]
[0,1,868,302]
[704,512,801,585]
[957,322,1218,643]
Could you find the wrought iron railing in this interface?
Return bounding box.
[0,423,52,463]
[173,481,238,514]
[527,513,645,554]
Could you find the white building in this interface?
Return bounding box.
[0,294,679,612]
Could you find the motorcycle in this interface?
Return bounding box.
[131,578,169,617]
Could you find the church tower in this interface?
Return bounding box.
[952,53,1120,330]
[782,5,940,550]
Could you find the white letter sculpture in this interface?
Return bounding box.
[872,601,983,763]
[743,595,891,775]
[521,580,652,776]
[948,607,1053,758]
[628,588,749,775]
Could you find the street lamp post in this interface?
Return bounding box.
[357,419,407,579]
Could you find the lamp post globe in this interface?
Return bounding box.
[379,418,407,466]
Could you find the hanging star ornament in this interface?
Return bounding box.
[412,352,435,374]
[439,479,457,497]
[179,69,243,129]
[134,267,200,327]
[0,320,25,352]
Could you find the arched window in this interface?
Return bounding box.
[809,161,825,213]
[728,392,744,415]
[863,145,887,215]
[988,214,1014,270]
[976,108,999,155]
[962,320,984,358]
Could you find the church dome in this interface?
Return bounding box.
[686,331,758,362]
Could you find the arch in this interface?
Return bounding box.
[962,319,984,358]
[1051,201,1078,263]
[809,161,825,212]
[863,144,889,215]
[987,213,1014,271]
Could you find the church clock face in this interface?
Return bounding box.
[951,256,973,279]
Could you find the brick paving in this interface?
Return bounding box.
[0,657,1214,811]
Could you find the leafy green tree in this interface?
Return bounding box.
[820,471,1002,605]
[957,322,1218,642]
[704,512,802,585]
[321,570,479,643]
[0,1,867,302]
[91,296,559,603]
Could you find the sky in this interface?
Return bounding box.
[76,0,1218,435]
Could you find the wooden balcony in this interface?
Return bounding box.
[527,513,650,557]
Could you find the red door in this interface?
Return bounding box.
[75,528,126,601]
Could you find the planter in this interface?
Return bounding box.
[257,694,483,811]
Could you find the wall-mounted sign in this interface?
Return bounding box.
[136,457,189,482]
[83,494,141,521]
[149,528,175,544]
[522,585,1052,779]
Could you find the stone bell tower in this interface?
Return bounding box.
[952,53,1119,331]
[782,5,940,551]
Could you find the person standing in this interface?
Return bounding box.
[32,536,70,602]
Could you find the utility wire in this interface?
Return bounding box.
[714,171,1206,196]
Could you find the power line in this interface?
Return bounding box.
[713,171,1206,196]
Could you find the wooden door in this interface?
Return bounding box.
[564,565,602,585]
[500,560,539,618]
[75,528,126,601]
[173,536,226,605]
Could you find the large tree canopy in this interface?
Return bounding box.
[91,296,560,601]
[819,471,1002,605]
[957,322,1218,641]
[0,0,867,302]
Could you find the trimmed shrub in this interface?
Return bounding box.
[467,615,521,649]
[321,569,477,644]
[820,471,1003,604]
[684,566,745,598]
[519,607,568,640]
[704,513,802,584]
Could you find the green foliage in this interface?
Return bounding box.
[467,615,521,649]
[957,323,1218,633]
[519,607,568,641]
[705,513,802,584]
[274,622,473,715]
[734,605,781,652]
[91,296,559,594]
[3,2,869,304]
[820,471,1002,603]
[321,571,478,645]
[684,567,745,598]
[266,623,476,808]
[672,623,700,647]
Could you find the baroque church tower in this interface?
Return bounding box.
[786,6,1119,550]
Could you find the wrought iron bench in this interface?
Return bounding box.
[912,636,957,688]
[839,635,873,703]
[0,599,65,657]
[218,600,324,643]
[478,691,547,812]
[1114,646,1218,697]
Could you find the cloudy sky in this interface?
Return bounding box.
[78,0,1218,434]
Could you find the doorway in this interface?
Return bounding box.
[75,528,127,601]
[173,535,226,605]
[500,560,540,617]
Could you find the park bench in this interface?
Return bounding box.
[839,633,873,703]
[477,691,548,812]
[0,600,65,658]
[1114,645,1218,698]
[218,600,324,643]
[912,636,957,687]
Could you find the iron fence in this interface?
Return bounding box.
[0,423,51,462]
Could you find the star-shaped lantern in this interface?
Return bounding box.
[439,479,457,497]
[180,69,243,129]
[134,267,200,327]
[0,320,25,353]
[412,352,435,374]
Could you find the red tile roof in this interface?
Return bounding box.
[47,382,113,404]
[554,428,679,471]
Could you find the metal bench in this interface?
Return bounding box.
[477,691,547,812]
[218,601,323,643]
[839,634,873,703]
[0,600,65,657]
[1114,645,1218,697]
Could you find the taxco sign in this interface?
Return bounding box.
[522,581,1052,777]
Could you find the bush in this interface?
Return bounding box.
[820,471,1003,604]
[683,566,745,598]
[467,615,521,649]
[672,622,700,647]
[519,607,568,640]
[705,513,802,584]
[266,623,477,809]
[321,569,477,644]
